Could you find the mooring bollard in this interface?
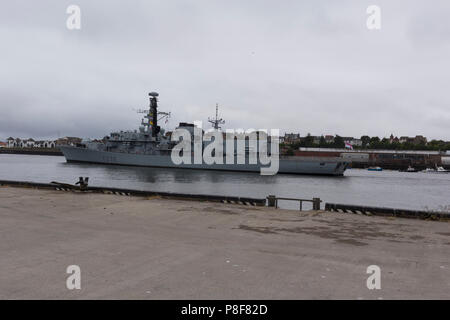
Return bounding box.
[313,198,321,210]
[267,195,276,207]
[75,177,89,191]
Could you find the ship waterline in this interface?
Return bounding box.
[59,146,349,175]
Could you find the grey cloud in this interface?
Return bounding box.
[0,0,449,141]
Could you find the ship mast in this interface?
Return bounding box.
[137,92,170,139]
[148,92,159,138]
[208,103,225,130]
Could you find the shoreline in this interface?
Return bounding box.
[1,179,448,220]
[0,147,63,156]
[0,177,450,222]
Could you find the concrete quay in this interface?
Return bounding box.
[0,186,449,299]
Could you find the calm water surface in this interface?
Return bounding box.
[1,154,449,211]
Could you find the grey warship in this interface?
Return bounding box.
[59,92,350,175]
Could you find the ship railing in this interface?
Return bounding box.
[267,195,322,211]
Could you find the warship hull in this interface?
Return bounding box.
[60,146,349,176]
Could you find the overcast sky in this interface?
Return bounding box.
[1,0,449,141]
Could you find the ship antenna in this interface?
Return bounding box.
[148,91,160,138]
[208,103,225,130]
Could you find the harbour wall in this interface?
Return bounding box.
[325,203,449,221]
[295,148,449,170]
[2,179,449,221]
[0,147,63,156]
[0,179,266,206]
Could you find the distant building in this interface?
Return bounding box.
[346,138,362,147]
[0,141,6,148]
[283,133,301,144]
[6,137,15,147]
[312,136,321,144]
[34,140,56,148]
[21,138,35,148]
[5,137,57,148]
[399,135,427,145]
[414,135,427,145]
[55,137,82,146]
[324,135,335,143]
[399,136,411,144]
[389,134,399,144]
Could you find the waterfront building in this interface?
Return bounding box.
[399,135,428,145]
[296,147,447,169]
[283,133,301,144]
[34,140,56,148]
[5,137,57,148]
[55,137,82,146]
[6,137,14,147]
[324,135,335,143]
[312,136,321,144]
[349,138,362,147]
[21,138,35,148]
[389,134,400,144]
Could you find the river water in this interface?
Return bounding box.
[0,154,449,211]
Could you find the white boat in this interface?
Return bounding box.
[422,166,449,173]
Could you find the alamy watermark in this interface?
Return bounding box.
[66,265,81,290]
[366,5,381,30]
[65,5,381,31]
[66,5,81,30]
[63,264,381,292]
[366,265,381,290]
[170,121,280,175]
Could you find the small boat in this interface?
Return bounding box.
[422,166,449,173]
[368,166,382,171]
[405,166,417,172]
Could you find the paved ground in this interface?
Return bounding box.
[0,186,449,299]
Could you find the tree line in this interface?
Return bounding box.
[282,134,450,152]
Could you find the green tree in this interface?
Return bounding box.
[361,135,370,148]
[319,136,326,147]
[302,133,314,147]
[333,135,345,148]
[369,136,380,148]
